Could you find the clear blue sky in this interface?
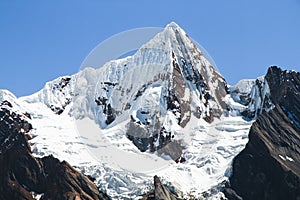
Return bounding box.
[1,1,300,97]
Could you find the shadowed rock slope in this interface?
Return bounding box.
[225,66,300,200]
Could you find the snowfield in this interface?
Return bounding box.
[18,98,253,199]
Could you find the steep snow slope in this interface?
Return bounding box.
[2,22,275,199]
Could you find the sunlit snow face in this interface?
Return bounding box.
[71,25,220,174]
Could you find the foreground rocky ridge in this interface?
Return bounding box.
[225,66,300,200]
[0,104,109,200]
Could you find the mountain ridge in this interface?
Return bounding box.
[225,66,300,200]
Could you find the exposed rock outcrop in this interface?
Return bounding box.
[225,66,300,200]
[142,176,179,200]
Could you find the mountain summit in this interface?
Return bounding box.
[78,21,229,158]
[27,21,231,161]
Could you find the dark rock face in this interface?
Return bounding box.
[142,176,179,200]
[39,156,109,200]
[170,31,228,122]
[49,77,72,115]
[126,114,184,162]
[95,82,118,125]
[170,55,191,127]
[266,66,300,125]
[0,104,109,200]
[225,66,300,200]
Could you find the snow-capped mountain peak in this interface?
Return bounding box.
[1,20,299,199]
[17,23,234,171]
[8,22,269,199]
[57,23,230,163]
